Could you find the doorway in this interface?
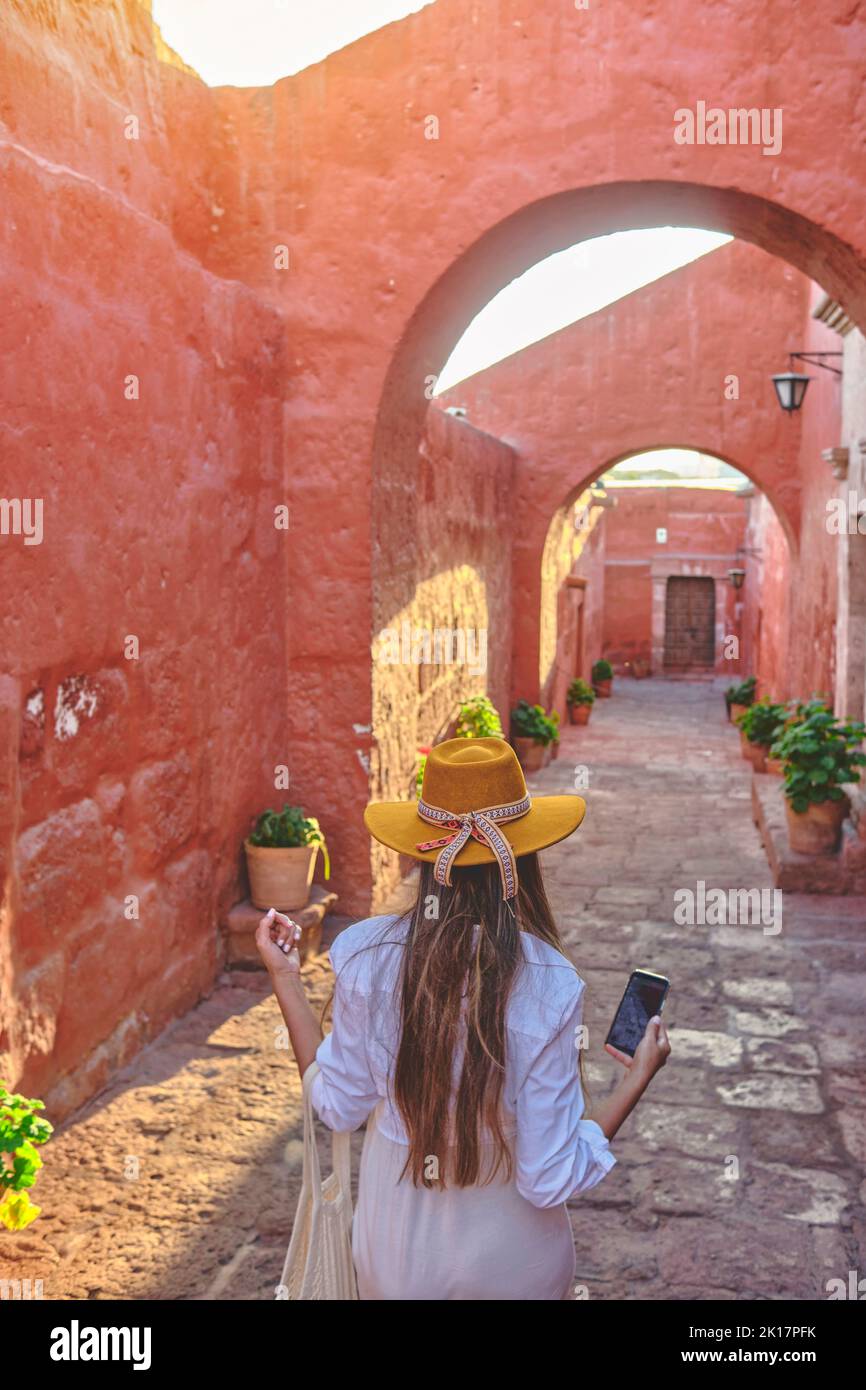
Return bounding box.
[663,576,716,670]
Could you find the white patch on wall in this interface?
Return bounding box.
[54,676,99,741]
[26,690,45,722]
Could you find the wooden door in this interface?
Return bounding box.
[663,576,715,670]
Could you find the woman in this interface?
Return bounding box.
[257,736,671,1300]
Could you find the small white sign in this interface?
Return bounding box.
[656,527,668,543]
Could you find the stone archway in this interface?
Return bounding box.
[370,185,866,913]
[535,444,792,710]
[393,227,834,750]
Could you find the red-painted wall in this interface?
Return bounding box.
[0,3,286,1115]
[0,0,861,1114]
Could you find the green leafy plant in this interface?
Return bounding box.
[0,1085,53,1231]
[566,678,596,708]
[455,695,504,739]
[736,698,787,748]
[511,699,559,745]
[591,659,613,683]
[771,707,866,812]
[248,805,330,878]
[725,675,757,706]
[784,696,834,725]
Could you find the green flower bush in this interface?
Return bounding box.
[771,707,866,813]
[0,1085,53,1231]
[725,675,757,707]
[566,679,595,708]
[511,699,560,744]
[455,695,504,739]
[736,698,787,748]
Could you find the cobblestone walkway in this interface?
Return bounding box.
[3,679,864,1300]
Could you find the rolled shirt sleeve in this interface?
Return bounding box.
[516,982,616,1209]
[309,939,381,1132]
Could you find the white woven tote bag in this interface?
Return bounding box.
[280,1059,359,1300]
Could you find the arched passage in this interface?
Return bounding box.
[371,192,861,866]
[525,437,798,711]
[536,447,790,716]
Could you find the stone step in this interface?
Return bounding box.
[751,773,866,894]
[222,884,338,967]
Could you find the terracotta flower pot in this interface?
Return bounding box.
[550,741,560,761]
[568,704,591,725]
[730,702,748,724]
[245,840,318,911]
[513,736,546,771]
[766,756,785,776]
[593,680,612,698]
[739,729,766,772]
[785,798,848,855]
[745,743,767,773]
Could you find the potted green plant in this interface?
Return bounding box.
[591,659,614,697]
[245,804,330,911]
[767,697,834,774]
[725,675,757,723]
[736,699,787,773]
[455,695,504,739]
[772,707,866,854]
[511,700,559,771]
[566,678,595,726]
[0,1084,53,1231]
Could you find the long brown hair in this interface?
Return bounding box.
[388,851,586,1189]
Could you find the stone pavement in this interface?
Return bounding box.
[2,678,864,1300]
[543,678,866,1299]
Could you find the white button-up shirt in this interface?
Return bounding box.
[310,915,616,1209]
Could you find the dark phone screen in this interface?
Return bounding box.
[606,973,668,1057]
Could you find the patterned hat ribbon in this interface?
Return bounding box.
[415,793,531,900]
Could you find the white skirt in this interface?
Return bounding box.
[352,1105,576,1301]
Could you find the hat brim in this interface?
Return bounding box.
[364,794,586,867]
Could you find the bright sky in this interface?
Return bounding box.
[603,448,747,487]
[152,0,436,86]
[436,229,731,392]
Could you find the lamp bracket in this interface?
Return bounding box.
[789,351,843,378]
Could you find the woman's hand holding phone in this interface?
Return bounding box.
[588,1017,672,1142]
[606,1015,672,1086]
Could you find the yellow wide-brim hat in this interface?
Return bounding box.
[364,737,586,885]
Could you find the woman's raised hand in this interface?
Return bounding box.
[255,907,303,977]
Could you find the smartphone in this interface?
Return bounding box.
[605,969,670,1058]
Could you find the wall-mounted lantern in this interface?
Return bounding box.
[727,568,746,590]
[772,352,842,413]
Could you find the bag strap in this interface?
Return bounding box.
[301,1060,324,1191]
[302,1060,353,1199]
